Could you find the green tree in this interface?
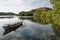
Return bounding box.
[50,0,60,4]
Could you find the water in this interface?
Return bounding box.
[0,16,58,40]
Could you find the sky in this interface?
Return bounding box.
[0,0,52,13]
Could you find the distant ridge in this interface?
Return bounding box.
[0,12,16,15]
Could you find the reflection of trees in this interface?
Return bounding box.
[18,17,35,22]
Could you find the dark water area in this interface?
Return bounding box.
[0,16,59,40]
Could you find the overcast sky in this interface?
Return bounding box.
[0,0,52,13]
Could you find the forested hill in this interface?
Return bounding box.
[0,12,16,15]
[18,7,52,16]
[18,9,36,16]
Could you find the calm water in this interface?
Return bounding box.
[0,16,58,40]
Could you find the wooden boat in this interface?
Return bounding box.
[3,22,23,35]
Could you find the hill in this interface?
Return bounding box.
[18,7,52,16]
[0,12,16,15]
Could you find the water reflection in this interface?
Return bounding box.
[0,16,58,40]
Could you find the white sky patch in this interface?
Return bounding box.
[0,0,52,13]
[0,0,32,13]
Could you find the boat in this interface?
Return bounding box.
[3,22,23,35]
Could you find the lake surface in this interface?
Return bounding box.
[0,16,58,40]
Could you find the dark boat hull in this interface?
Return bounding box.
[3,22,23,35]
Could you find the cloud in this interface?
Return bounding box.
[0,0,32,13]
[21,0,52,8]
[0,0,52,13]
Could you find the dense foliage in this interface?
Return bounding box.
[50,0,60,4]
[51,3,60,39]
[33,7,52,24]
